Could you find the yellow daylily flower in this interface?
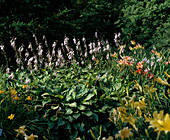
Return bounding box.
[129,46,134,51]
[117,107,128,122]
[131,40,136,45]
[14,125,27,137]
[145,110,170,134]
[115,127,133,140]
[164,71,170,78]
[125,115,138,132]
[144,85,157,99]
[156,77,170,86]
[8,114,15,120]
[134,80,142,93]
[134,97,147,109]
[25,134,38,140]
[11,90,17,96]
[145,111,163,127]
[156,114,170,134]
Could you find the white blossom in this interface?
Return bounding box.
[0,45,4,50]
[64,36,69,45]
[9,72,14,79]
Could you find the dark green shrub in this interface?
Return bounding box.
[115,0,169,48]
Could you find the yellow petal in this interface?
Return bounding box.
[164,71,170,78]
[157,120,164,126]
[8,114,15,120]
[131,40,136,45]
[156,77,170,86]
[164,114,170,126]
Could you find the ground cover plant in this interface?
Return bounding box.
[0,35,170,140]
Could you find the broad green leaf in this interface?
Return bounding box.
[115,83,121,91]
[48,121,54,129]
[79,123,85,132]
[82,111,92,116]
[68,116,74,122]
[54,95,64,99]
[70,131,78,140]
[65,123,71,130]
[42,99,51,107]
[68,88,75,96]
[84,93,95,101]
[76,88,88,99]
[41,93,50,96]
[78,105,86,110]
[50,115,58,121]
[66,95,72,102]
[73,123,80,130]
[91,113,98,121]
[73,113,80,119]
[51,106,59,110]
[66,109,73,115]
[69,102,77,107]
[57,118,66,126]
[82,101,92,105]
[72,91,76,99]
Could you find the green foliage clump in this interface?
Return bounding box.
[115,0,169,48]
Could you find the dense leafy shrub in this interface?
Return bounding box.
[115,0,169,48]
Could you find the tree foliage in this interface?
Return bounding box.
[0,0,122,45]
[115,0,169,47]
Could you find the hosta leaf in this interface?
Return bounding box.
[82,111,93,116]
[41,93,50,96]
[84,93,95,101]
[66,95,72,102]
[91,113,98,121]
[54,95,64,99]
[65,123,71,130]
[48,121,54,129]
[72,91,76,99]
[68,116,74,122]
[102,105,110,111]
[70,131,78,140]
[68,88,75,96]
[50,115,58,121]
[58,118,66,126]
[51,105,59,110]
[115,83,121,90]
[73,123,80,130]
[76,88,88,99]
[66,109,73,115]
[69,102,77,107]
[42,99,51,107]
[78,105,86,110]
[79,123,85,132]
[82,102,92,105]
[73,113,80,119]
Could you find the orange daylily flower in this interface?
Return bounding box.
[148,73,154,79]
[111,52,117,57]
[137,61,144,69]
[26,96,32,101]
[123,56,132,61]
[22,85,28,89]
[11,90,17,96]
[136,69,142,74]
[13,96,20,100]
